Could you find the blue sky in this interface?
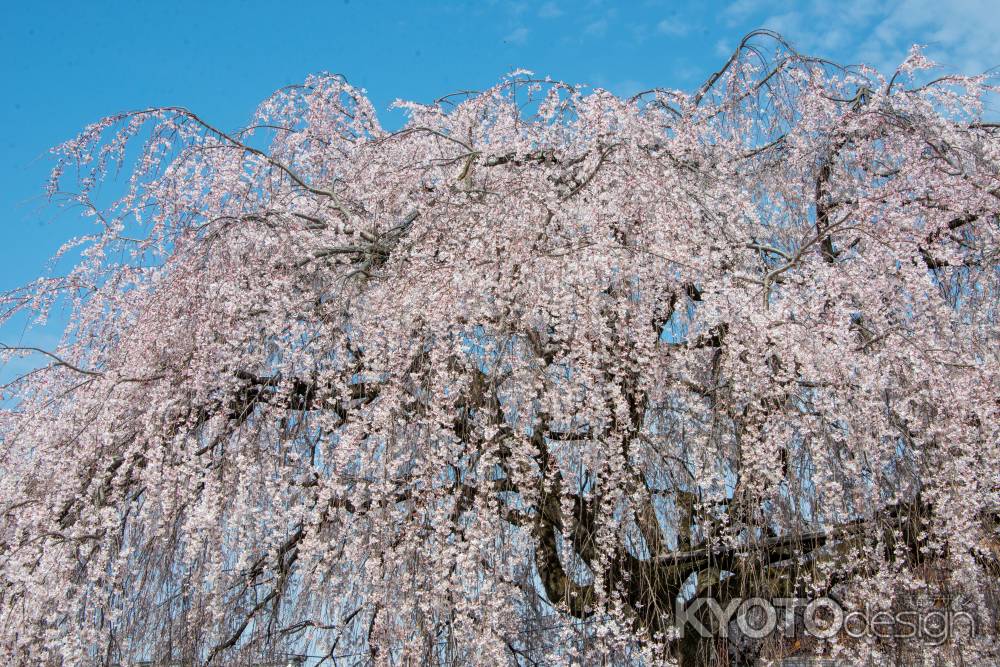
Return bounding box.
[1,0,997,315]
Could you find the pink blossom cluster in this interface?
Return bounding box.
[0,32,997,666]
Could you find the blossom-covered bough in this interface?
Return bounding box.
[1,30,998,665]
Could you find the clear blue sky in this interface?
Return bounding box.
[1,0,997,297]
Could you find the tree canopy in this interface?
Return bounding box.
[1,31,998,666]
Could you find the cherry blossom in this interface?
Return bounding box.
[0,31,998,665]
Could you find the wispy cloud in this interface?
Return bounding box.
[538,1,563,19]
[720,0,1000,75]
[584,18,609,37]
[722,0,770,27]
[714,38,733,59]
[863,0,1000,74]
[656,18,687,36]
[503,26,529,45]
